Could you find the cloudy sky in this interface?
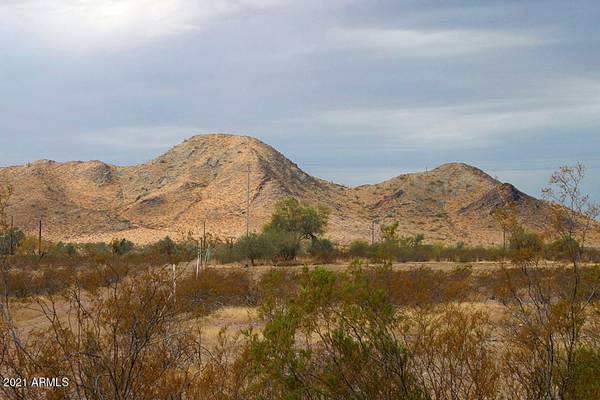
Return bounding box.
[1,0,599,201]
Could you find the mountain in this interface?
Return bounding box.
[1,134,598,246]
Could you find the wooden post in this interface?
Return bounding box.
[38,219,42,256]
[246,164,250,236]
[196,237,200,279]
[9,216,14,255]
[202,220,206,268]
[371,220,375,245]
[172,264,176,304]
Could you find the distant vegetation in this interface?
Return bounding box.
[1,195,599,274]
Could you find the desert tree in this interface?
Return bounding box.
[492,204,519,251]
[262,197,330,261]
[0,266,202,400]
[499,164,600,399]
[263,197,330,242]
[234,232,273,266]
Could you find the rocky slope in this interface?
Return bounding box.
[1,134,597,245]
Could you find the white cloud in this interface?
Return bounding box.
[329,27,544,57]
[285,79,600,148]
[0,0,284,49]
[74,125,202,150]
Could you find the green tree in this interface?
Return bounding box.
[508,229,543,252]
[264,197,329,241]
[111,238,135,256]
[263,197,330,261]
[234,233,273,266]
[263,229,302,262]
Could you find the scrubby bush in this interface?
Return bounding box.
[248,267,427,399]
[308,237,336,263]
[111,238,134,256]
[0,228,25,255]
[348,239,372,259]
[234,233,273,265]
[48,241,78,256]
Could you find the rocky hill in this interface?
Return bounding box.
[1,134,598,246]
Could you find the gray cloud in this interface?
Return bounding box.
[1,0,599,201]
[329,27,544,57]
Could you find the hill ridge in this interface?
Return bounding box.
[1,134,597,245]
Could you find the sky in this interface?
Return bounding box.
[1,0,599,202]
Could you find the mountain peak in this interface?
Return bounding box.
[432,162,496,178]
[183,133,266,147]
[1,134,593,245]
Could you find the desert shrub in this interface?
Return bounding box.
[348,239,372,258]
[508,229,544,262]
[150,235,178,255]
[188,329,254,400]
[178,268,256,315]
[0,229,25,255]
[0,269,32,298]
[234,233,274,265]
[78,241,111,256]
[247,267,427,399]
[2,268,197,400]
[263,229,303,262]
[48,241,78,257]
[13,236,43,256]
[308,237,337,263]
[39,266,76,293]
[408,305,500,399]
[368,265,473,306]
[256,269,299,319]
[110,238,134,255]
[214,242,243,264]
[565,347,600,400]
[140,236,197,264]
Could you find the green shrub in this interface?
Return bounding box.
[234,233,274,265]
[308,238,336,263]
[0,228,25,255]
[348,240,372,258]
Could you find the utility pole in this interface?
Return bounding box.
[172,264,177,304]
[371,220,375,246]
[38,219,42,256]
[196,220,207,278]
[246,164,250,236]
[196,234,200,279]
[202,220,206,268]
[9,216,13,255]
